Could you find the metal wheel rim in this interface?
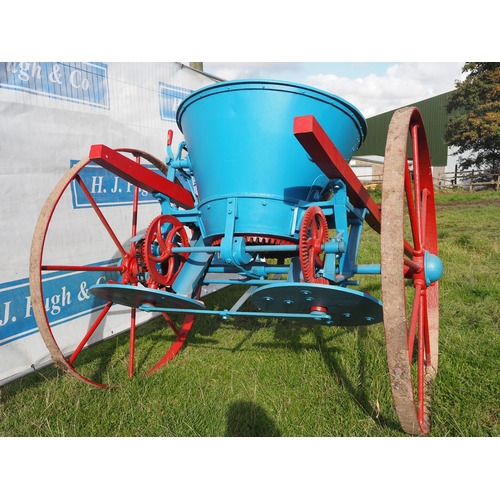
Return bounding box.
[381,107,439,435]
[29,151,196,387]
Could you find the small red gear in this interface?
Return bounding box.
[143,215,189,287]
[299,206,329,283]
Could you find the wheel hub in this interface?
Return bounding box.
[424,251,443,286]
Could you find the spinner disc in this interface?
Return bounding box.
[89,284,206,310]
[251,282,382,326]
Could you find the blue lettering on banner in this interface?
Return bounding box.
[159,82,192,121]
[0,62,110,109]
[70,161,159,208]
[0,263,120,346]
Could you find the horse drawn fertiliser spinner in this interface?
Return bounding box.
[30,80,443,436]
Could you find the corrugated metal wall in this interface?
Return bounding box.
[356,91,454,167]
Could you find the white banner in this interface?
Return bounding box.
[0,62,220,385]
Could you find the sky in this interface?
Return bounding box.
[202,62,466,118]
[2,0,475,123]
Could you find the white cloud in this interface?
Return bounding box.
[204,62,304,80]
[203,62,466,118]
[305,62,465,117]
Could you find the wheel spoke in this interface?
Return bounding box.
[417,287,428,429]
[161,312,181,337]
[408,284,421,361]
[422,289,431,367]
[75,175,128,258]
[131,160,140,239]
[69,302,113,365]
[405,158,421,252]
[421,188,429,249]
[128,180,141,379]
[403,257,422,274]
[411,123,424,252]
[128,307,137,378]
[404,238,415,258]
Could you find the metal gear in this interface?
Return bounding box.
[210,235,295,246]
[299,206,330,283]
[143,215,189,287]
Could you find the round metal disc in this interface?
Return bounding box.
[251,282,382,326]
[90,284,206,310]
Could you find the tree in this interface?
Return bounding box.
[445,62,500,176]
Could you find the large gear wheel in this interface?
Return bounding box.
[143,215,189,287]
[299,206,330,284]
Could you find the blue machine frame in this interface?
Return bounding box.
[90,80,386,327]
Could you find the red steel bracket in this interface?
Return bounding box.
[88,144,194,210]
[293,115,381,233]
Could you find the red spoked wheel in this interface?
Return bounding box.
[29,150,196,388]
[299,206,330,284]
[381,107,442,435]
[143,214,189,288]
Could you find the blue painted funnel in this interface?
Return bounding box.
[176,79,367,241]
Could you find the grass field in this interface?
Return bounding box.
[1,189,499,438]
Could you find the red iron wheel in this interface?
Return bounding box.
[381,107,440,436]
[29,150,196,387]
[299,206,330,284]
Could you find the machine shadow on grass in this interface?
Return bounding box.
[193,285,402,434]
[311,326,401,433]
[225,401,281,437]
[1,285,395,435]
[252,319,401,433]
[126,284,401,434]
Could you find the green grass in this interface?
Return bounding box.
[1,190,499,436]
[430,190,500,436]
